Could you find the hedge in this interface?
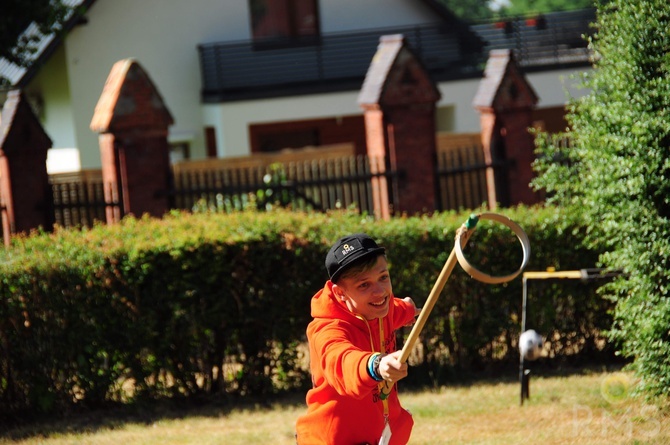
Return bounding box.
[0,206,614,417]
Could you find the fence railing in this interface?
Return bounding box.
[198,8,595,102]
[435,144,489,211]
[51,181,107,228]
[170,155,396,215]
[198,23,482,102]
[50,170,108,228]
[46,142,508,229]
[471,8,596,69]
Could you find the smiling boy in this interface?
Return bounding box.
[295,233,419,445]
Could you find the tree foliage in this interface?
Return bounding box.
[498,0,595,17]
[438,0,495,22]
[437,0,595,22]
[532,0,670,399]
[0,0,71,67]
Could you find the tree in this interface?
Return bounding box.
[437,0,495,22]
[532,0,670,398]
[498,0,594,17]
[0,0,72,86]
[437,0,595,22]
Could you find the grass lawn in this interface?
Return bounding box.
[1,368,668,445]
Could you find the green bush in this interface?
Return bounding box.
[0,206,612,416]
[532,0,670,399]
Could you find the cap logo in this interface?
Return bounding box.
[334,238,363,263]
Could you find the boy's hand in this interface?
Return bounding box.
[401,296,422,319]
[378,350,408,384]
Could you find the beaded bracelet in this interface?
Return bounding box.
[367,353,383,381]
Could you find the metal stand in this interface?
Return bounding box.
[520,367,530,405]
[519,268,621,406]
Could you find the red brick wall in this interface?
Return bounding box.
[385,103,437,214]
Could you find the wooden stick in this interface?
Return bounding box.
[399,222,475,364]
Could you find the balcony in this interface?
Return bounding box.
[471,8,596,71]
[198,8,595,103]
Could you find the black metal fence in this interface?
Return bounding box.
[51,180,108,228]
[45,145,497,229]
[435,144,490,211]
[198,23,482,102]
[471,8,596,70]
[170,156,396,215]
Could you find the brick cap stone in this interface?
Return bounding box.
[472,49,538,111]
[0,89,52,155]
[90,58,174,133]
[358,34,440,108]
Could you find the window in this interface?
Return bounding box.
[255,128,319,153]
[249,0,320,47]
[249,115,367,156]
[204,126,217,158]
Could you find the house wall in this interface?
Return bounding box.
[441,67,589,132]
[319,0,442,31]
[37,0,449,170]
[27,0,591,170]
[208,67,588,157]
[60,0,251,169]
[25,46,82,173]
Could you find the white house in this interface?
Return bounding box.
[0,0,594,173]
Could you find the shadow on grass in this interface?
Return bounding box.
[404,357,628,390]
[0,392,307,442]
[0,363,627,442]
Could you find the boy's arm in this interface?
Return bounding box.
[309,321,380,399]
[391,296,420,329]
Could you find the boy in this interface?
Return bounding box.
[295,233,420,445]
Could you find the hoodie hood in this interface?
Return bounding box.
[310,280,359,321]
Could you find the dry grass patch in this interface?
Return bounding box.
[2,369,668,445]
[404,371,669,445]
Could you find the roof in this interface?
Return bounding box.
[0,0,97,91]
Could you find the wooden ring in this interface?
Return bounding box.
[454,212,531,284]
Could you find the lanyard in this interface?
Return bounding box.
[377,319,393,405]
[361,316,392,416]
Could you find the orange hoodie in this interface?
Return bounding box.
[295,281,416,445]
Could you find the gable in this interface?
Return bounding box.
[0,90,52,154]
[90,59,174,133]
[472,49,538,112]
[358,35,440,108]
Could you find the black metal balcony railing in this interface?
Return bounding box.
[471,8,596,69]
[199,23,481,102]
[198,8,596,102]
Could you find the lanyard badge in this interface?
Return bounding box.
[378,419,392,445]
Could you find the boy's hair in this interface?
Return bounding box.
[333,253,386,283]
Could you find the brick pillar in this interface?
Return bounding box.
[362,108,391,220]
[478,112,502,208]
[473,49,540,208]
[0,90,54,246]
[358,35,441,217]
[90,59,174,223]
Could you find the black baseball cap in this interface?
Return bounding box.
[325,233,386,282]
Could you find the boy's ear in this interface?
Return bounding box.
[332,284,346,301]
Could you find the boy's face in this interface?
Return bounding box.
[333,255,392,320]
